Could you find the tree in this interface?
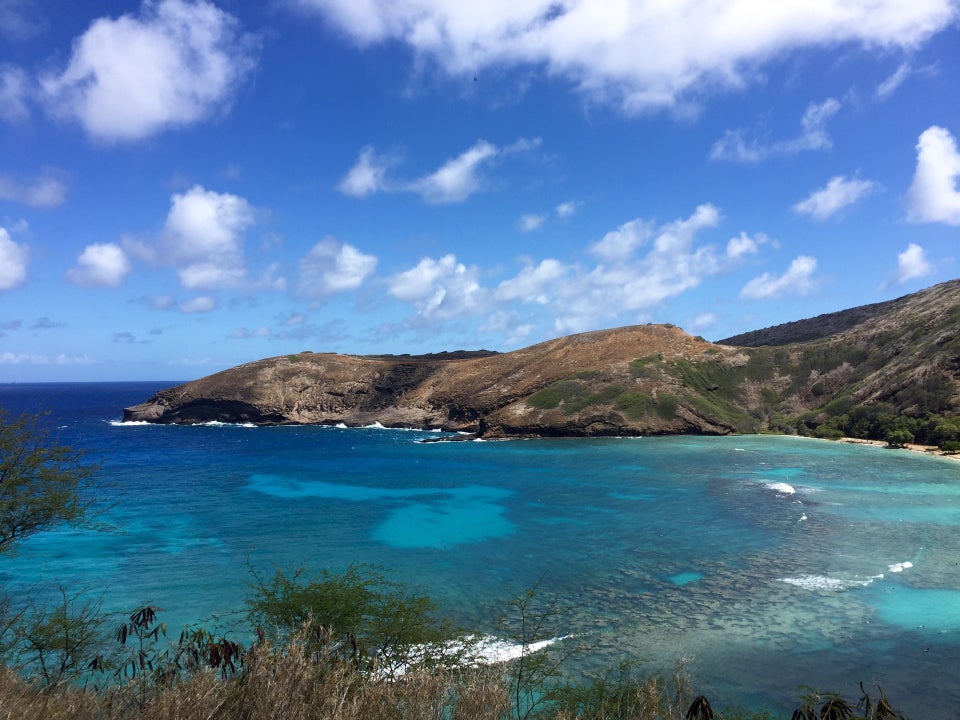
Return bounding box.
[0,407,98,554]
[245,563,458,676]
[885,429,914,449]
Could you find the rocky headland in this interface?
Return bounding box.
[124,279,960,440]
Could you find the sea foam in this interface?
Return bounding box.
[778,574,883,591]
[888,561,914,573]
[765,482,796,494]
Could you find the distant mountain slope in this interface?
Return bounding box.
[125,279,960,442]
[718,278,960,347]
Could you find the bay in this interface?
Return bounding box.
[2,381,959,717]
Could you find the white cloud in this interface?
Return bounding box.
[590,218,652,262]
[710,98,841,163]
[0,352,94,366]
[876,62,912,99]
[519,198,581,231]
[338,146,392,197]
[895,243,933,283]
[381,204,780,336]
[555,200,582,218]
[408,140,498,203]
[40,0,257,142]
[508,204,727,333]
[0,168,68,207]
[290,1,956,113]
[180,295,217,313]
[495,259,567,303]
[689,312,718,331]
[740,256,817,299]
[229,326,271,339]
[518,213,546,232]
[0,0,44,41]
[67,243,131,287]
[340,138,535,204]
[388,254,485,319]
[726,231,768,259]
[793,176,877,220]
[0,227,28,290]
[0,64,29,122]
[907,125,960,225]
[161,185,254,290]
[297,238,378,298]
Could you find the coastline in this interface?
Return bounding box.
[837,436,960,462]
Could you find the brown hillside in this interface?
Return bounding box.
[125,279,960,440]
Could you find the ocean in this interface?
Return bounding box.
[2,381,959,717]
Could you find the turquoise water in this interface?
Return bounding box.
[2,383,960,717]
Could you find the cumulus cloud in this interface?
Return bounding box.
[338,146,393,197]
[180,296,217,313]
[793,176,877,220]
[0,227,28,290]
[590,218,653,262]
[388,254,485,319]
[68,243,131,287]
[518,213,546,232]
[907,125,960,225]
[338,138,536,203]
[0,65,29,122]
[689,312,718,331]
[519,199,582,231]
[161,185,254,290]
[297,238,378,299]
[740,256,817,299]
[495,259,568,303]
[895,243,933,283]
[505,204,729,333]
[408,140,499,203]
[382,204,783,336]
[0,168,68,207]
[555,200,582,218]
[710,98,841,163]
[726,231,768,259]
[40,0,257,142]
[289,1,955,113]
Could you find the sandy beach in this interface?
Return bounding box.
[839,436,960,462]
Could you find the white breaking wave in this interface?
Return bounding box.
[108,420,153,426]
[765,482,796,495]
[471,634,571,663]
[191,421,257,428]
[778,573,884,591]
[374,633,571,679]
[889,561,914,573]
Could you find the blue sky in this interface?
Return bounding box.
[1,0,959,382]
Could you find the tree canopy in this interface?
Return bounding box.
[0,407,98,554]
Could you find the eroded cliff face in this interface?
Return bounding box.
[124,279,960,438]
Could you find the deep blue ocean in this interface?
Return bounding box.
[2,381,960,717]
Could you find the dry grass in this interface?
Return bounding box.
[0,641,516,720]
[0,647,725,720]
